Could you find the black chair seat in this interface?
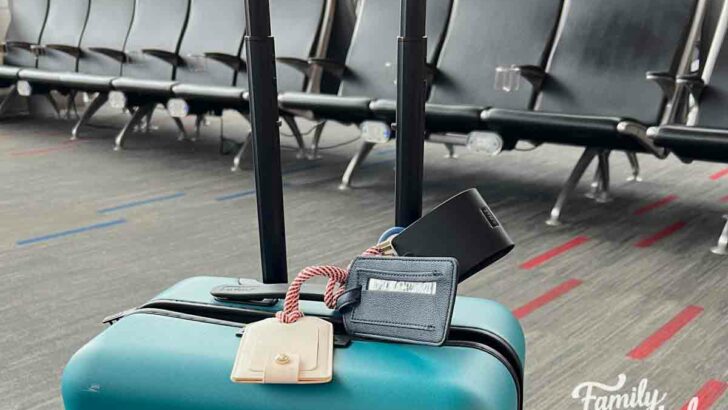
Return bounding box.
[370,99,484,134]
[483,108,648,151]
[112,77,177,96]
[58,72,117,91]
[0,66,21,80]
[18,68,66,87]
[278,92,373,124]
[651,125,728,163]
[172,83,247,105]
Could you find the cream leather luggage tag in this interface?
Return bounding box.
[231,316,333,384]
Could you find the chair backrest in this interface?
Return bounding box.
[4,0,49,68]
[537,0,700,124]
[78,0,136,76]
[319,0,357,94]
[695,0,728,128]
[338,0,453,99]
[269,0,330,93]
[36,0,90,72]
[174,0,245,87]
[121,0,190,80]
[428,0,563,108]
[699,0,724,73]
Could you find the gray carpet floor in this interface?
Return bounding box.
[1,106,726,410]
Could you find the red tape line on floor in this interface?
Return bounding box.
[709,168,728,180]
[513,279,583,319]
[10,140,80,157]
[634,221,687,248]
[633,195,679,216]
[679,380,727,410]
[627,305,703,360]
[520,236,590,270]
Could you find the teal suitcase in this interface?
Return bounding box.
[62,276,525,410]
[62,1,525,408]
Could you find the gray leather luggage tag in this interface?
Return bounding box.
[336,256,458,346]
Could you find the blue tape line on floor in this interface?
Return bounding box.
[282,163,320,175]
[17,219,127,246]
[97,193,186,214]
[215,183,293,202]
[215,189,257,202]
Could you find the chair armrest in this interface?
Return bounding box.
[494,64,546,92]
[142,49,183,66]
[30,44,49,56]
[514,65,545,88]
[646,71,676,99]
[204,52,246,71]
[425,63,438,83]
[45,44,82,58]
[676,73,705,100]
[308,57,347,78]
[89,47,129,63]
[2,41,36,53]
[276,57,311,76]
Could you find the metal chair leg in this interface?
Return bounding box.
[65,91,78,120]
[546,148,599,226]
[144,109,154,133]
[231,131,253,172]
[173,117,188,141]
[308,121,326,160]
[595,150,612,203]
[0,85,20,117]
[191,114,205,142]
[282,115,307,159]
[586,165,602,199]
[339,141,377,190]
[626,151,643,182]
[72,92,108,140]
[585,150,612,203]
[45,93,62,119]
[711,215,728,255]
[444,143,458,159]
[114,103,155,151]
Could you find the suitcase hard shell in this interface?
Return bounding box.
[62,276,525,410]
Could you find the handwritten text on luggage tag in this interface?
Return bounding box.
[231,316,334,384]
[368,278,437,295]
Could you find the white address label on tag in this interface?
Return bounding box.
[368,279,437,295]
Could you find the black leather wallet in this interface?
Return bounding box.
[389,189,514,283]
[336,256,458,346]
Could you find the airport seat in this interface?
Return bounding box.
[50,0,136,138]
[0,0,49,82]
[278,0,453,160]
[349,0,563,188]
[87,0,190,150]
[483,0,702,154]
[651,1,728,163]
[649,0,728,254]
[0,0,50,114]
[16,0,90,102]
[167,0,334,167]
[369,0,563,131]
[481,0,704,225]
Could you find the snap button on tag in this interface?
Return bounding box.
[275,354,290,365]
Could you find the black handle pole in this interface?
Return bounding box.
[245,0,288,284]
[395,0,427,227]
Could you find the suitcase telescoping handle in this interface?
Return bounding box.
[245,0,288,284]
[244,0,428,283]
[395,0,427,227]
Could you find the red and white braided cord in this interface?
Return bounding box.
[276,246,383,324]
